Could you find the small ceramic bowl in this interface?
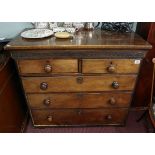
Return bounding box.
[65,28,76,34]
[73,23,84,30]
[49,22,58,29]
[53,27,65,33]
[32,22,49,29]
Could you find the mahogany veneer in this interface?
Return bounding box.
[4,29,152,127]
[27,92,132,109]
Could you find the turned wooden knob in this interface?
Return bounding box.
[106,114,112,120]
[40,82,48,90]
[44,99,51,106]
[112,81,119,89]
[107,64,115,73]
[47,116,52,122]
[108,97,116,105]
[152,58,155,64]
[77,77,83,84]
[44,64,52,73]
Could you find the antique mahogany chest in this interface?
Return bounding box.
[4,29,152,127]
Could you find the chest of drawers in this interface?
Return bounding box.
[4,29,152,127]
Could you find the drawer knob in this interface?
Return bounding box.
[109,97,116,105]
[47,116,52,122]
[40,82,48,90]
[106,114,112,120]
[44,64,52,73]
[77,77,83,84]
[107,64,115,73]
[112,81,119,89]
[44,99,51,106]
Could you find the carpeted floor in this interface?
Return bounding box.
[25,111,148,133]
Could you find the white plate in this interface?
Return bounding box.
[21,29,54,39]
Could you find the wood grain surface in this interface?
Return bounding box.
[18,59,78,74]
[27,92,132,109]
[22,75,137,93]
[82,59,141,74]
[31,109,128,126]
[4,29,152,50]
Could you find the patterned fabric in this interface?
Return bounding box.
[95,22,133,33]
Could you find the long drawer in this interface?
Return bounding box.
[82,59,141,74]
[18,59,78,74]
[27,92,132,109]
[22,75,137,93]
[31,109,128,126]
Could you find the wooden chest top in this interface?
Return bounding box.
[4,29,152,51]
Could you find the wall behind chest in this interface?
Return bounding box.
[0,22,33,39]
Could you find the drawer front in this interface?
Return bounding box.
[82,59,141,74]
[22,75,137,93]
[28,92,132,109]
[18,59,78,74]
[31,109,128,126]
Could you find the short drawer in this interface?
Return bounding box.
[31,109,128,126]
[22,75,137,93]
[82,59,141,74]
[27,92,132,109]
[18,59,78,74]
